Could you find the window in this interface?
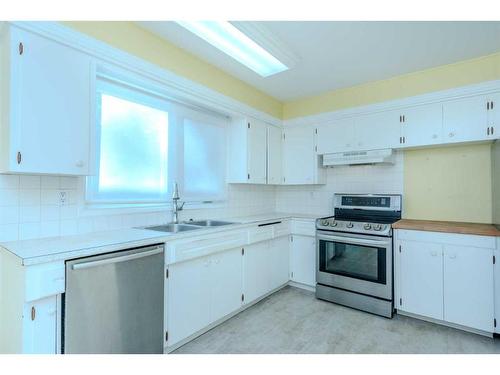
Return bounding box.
[86,76,228,206]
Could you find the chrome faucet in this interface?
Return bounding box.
[171,182,185,224]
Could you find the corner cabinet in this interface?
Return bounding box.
[227,117,281,185]
[395,229,496,333]
[0,24,92,175]
[282,126,325,185]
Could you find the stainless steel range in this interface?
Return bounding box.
[315,193,402,318]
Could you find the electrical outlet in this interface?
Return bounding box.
[59,191,67,205]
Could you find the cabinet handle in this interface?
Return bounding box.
[31,306,36,321]
[487,101,490,110]
[19,42,24,55]
[488,127,491,136]
[399,137,402,144]
[17,151,22,164]
[492,127,494,135]
[492,101,494,110]
[399,115,402,123]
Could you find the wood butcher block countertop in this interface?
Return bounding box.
[392,219,500,237]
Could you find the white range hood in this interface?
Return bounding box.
[322,149,395,167]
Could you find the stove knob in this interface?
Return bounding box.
[346,222,354,229]
[321,219,329,226]
[363,223,372,230]
[373,224,382,231]
[329,221,338,227]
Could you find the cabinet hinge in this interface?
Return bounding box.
[494,318,497,328]
[241,294,245,302]
[247,122,250,129]
[247,173,250,180]
[493,255,496,265]
[241,248,245,256]
[399,245,401,253]
[31,306,36,321]
[492,101,494,109]
[315,128,318,134]
[399,298,402,306]
[19,42,24,55]
[290,235,293,242]
[165,331,168,342]
[315,145,317,152]
[165,268,169,279]
[487,101,490,110]
[17,151,22,165]
[291,272,294,279]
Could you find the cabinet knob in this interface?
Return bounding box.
[448,132,455,138]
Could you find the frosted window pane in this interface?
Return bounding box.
[96,94,168,201]
[183,118,226,200]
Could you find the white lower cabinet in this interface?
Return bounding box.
[22,296,57,354]
[443,245,494,332]
[396,230,496,333]
[495,247,500,334]
[290,235,316,287]
[268,236,290,290]
[398,240,443,320]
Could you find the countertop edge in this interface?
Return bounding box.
[392,219,500,237]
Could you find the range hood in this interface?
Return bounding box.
[322,149,395,167]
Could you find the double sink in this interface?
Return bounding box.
[143,219,237,233]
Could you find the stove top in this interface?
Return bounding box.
[316,193,402,236]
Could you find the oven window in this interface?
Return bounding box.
[318,239,386,284]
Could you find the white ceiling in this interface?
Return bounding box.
[137,21,500,102]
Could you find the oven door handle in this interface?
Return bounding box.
[317,234,391,248]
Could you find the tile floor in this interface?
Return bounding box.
[174,286,500,354]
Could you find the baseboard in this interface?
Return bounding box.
[164,283,289,353]
[288,281,315,292]
[396,310,493,338]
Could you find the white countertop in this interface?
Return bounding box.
[0,212,319,266]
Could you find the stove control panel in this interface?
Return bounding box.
[316,217,392,236]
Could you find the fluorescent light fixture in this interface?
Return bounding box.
[176,21,289,77]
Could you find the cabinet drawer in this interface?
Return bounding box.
[25,262,65,302]
[291,220,316,236]
[166,230,247,264]
[248,225,274,244]
[273,221,291,238]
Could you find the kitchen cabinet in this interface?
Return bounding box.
[267,125,283,185]
[398,240,443,320]
[167,256,211,346]
[316,118,356,154]
[210,248,243,323]
[22,296,57,354]
[443,245,494,332]
[495,248,500,334]
[443,95,491,143]
[243,241,270,304]
[395,229,497,333]
[355,110,400,150]
[268,236,290,290]
[0,25,92,175]
[290,235,316,287]
[487,92,500,139]
[227,117,280,184]
[398,103,443,147]
[282,126,325,185]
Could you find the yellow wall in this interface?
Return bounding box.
[63,21,283,119]
[403,143,492,223]
[283,52,500,120]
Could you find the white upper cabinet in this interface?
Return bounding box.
[355,110,400,150]
[398,103,443,147]
[316,118,355,154]
[443,95,490,143]
[227,117,281,185]
[443,245,494,332]
[282,126,325,185]
[487,92,500,139]
[0,25,92,175]
[267,125,283,185]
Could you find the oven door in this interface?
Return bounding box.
[316,230,393,300]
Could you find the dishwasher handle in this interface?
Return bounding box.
[72,246,163,271]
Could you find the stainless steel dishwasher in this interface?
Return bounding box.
[63,244,164,354]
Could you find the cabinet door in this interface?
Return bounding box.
[247,118,267,184]
[268,236,290,290]
[487,92,500,140]
[22,296,57,354]
[11,27,92,175]
[167,256,211,346]
[243,242,270,304]
[267,125,283,184]
[282,126,315,184]
[399,240,443,320]
[443,245,494,332]
[495,249,500,334]
[290,235,316,287]
[400,103,443,147]
[443,95,488,143]
[355,110,400,150]
[210,248,243,323]
[316,118,355,154]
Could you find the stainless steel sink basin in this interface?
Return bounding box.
[183,219,237,227]
[144,223,202,233]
